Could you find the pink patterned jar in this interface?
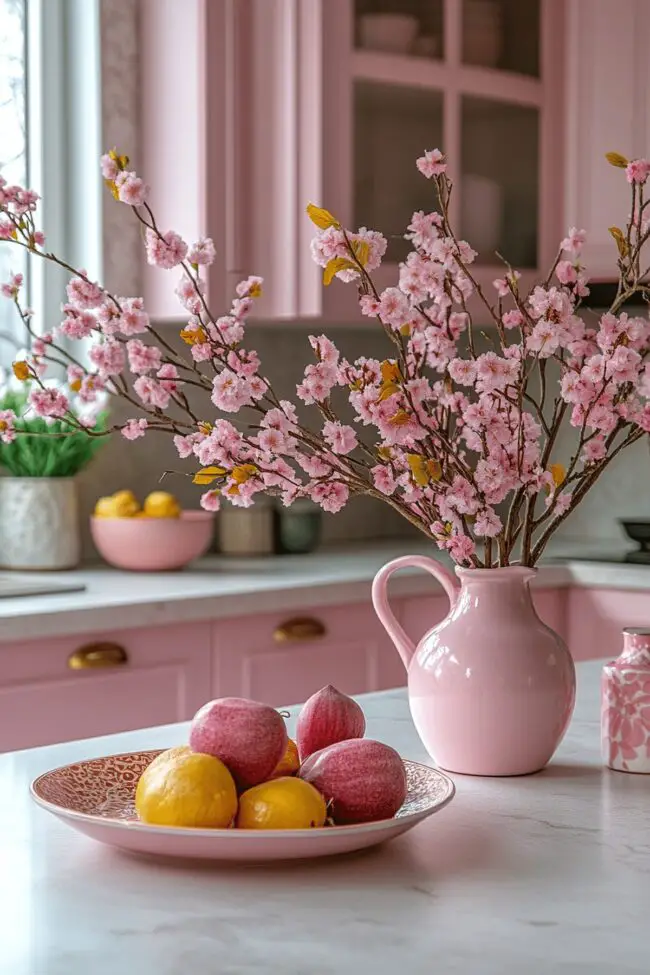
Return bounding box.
[601,628,650,773]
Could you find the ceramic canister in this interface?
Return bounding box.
[601,628,650,773]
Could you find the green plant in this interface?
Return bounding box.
[0,388,106,477]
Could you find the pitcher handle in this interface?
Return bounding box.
[371,555,459,670]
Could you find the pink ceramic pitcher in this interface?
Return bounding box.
[372,556,576,776]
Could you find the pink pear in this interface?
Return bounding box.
[189,697,287,790]
[296,684,366,761]
[299,738,407,824]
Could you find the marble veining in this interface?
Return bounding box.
[1,661,648,974]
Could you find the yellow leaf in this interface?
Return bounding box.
[605,151,629,168]
[69,378,82,393]
[380,360,401,384]
[104,178,120,200]
[378,382,400,401]
[231,463,257,484]
[549,463,566,489]
[193,466,227,485]
[389,409,411,427]
[12,360,30,381]
[350,239,369,266]
[248,281,262,298]
[377,445,393,461]
[180,326,208,346]
[198,421,213,435]
[608,226,628,258]
[407,454,442,487]
[407,454,429,487]
[108,149,129,169]
[323,257,356,286]
[399,324,411,337]
[306,203,340,230]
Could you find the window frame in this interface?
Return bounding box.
[25,0,103,342]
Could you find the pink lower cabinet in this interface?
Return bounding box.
[567,588,650,662]
[212,602,405,707]
[0,622,212,752]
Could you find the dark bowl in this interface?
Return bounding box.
[620,519,650,546]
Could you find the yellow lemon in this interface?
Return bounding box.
[144,745,192,772]
[268,738,300,779]
[135,750,237,828]
[143,491,181,518]
[236,776,326,830]
[94,496,118,518]
[94,489,140,518]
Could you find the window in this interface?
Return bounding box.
[0,0,27,362]
[0,0,102,364]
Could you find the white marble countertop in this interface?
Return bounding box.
[0,537,646,643]
[2,659,648,974]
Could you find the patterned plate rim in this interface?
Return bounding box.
[30,750,455,839]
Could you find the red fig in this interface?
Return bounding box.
[299,738,407,824]
[296,684,366,760]
[189,697,287,790]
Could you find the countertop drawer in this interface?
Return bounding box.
[0,622,211,751]
[213,601,404,707]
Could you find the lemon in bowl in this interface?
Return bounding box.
[91,490,214,571]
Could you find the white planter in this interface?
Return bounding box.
[0,477,81,570]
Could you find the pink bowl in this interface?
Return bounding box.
[90,510,215,571]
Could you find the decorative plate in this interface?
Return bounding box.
[30,750,455,861]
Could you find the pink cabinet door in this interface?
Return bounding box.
[567,588,650,662]
[0,622,211,752]
[213,601,402,707]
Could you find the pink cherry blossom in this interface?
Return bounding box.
[100,154,119,179]
[371,465,396,496]
[211,369,253,412]
[200,489,221,511]
[0,271,23,298]
[474,508,502,537]
[89,340,125,377]
[29,387,69,419]
[322,420,357,455]
[626,159,650,184]
[174,434,197,459]
[501,309,524,329]
[416,148,446,178]
[187,237,216,266]
[144,229,188,269]
[560,227,586,255]
[0,409,16,444]
[118,297,149,336]
[310,480,349,513]
[121,418,148,440]
[66,273,104,310]
[446,534,475,564]
[556,260,578,285]
[59,306,96,340]
[127,339,162,375]
[133,375,171,410]
[115,171,149,206]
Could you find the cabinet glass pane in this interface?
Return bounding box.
[355,81,443,263]
[355,0,444,60]
[460,96,539,268]
[462,0,540,77]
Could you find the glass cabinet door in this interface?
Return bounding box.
[460,96,539,268]
[461,0,540,76]
[354,0,444,60]
[355,82,444,263]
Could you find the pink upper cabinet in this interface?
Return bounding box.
[564,0,650,279]
[140,0,565,322]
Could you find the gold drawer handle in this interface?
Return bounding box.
[273,617,326,644]
[68,643,129,670]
